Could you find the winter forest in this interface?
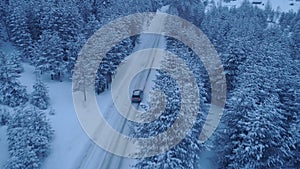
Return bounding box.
[0,0,299,169]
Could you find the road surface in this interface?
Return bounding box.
[74,7,168,169]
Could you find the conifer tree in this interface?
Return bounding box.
[6,106,53,169]
[0,52,28,107]
[30,80,50,110]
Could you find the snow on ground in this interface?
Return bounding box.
[18,63,36,93]
[0,40,20,58]
[0,126,8,168]
[20,63,130,169]
[18,62,129,169]
[199,150,217,168]
[217,0,300,12]
[18,62,87,169]
[42,81,90,169]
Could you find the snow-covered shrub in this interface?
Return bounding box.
[6,106,53,169]
[30,80,50,110]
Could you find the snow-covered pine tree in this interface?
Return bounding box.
[215,25,297,169]
[94,37,135,94]
[269,22,300,168]
[56,1,85,78]
[33,30,64,80]
[38,0,58,32]
[6,0,32,57]
[134,44,207,168]
[30,80,50,110]
[277,78,300,168]
[289,11,300,167]
[291,21,300,59]
[133,69,189,168]
[170,0,205,26]
[221,37,249,91]
[217,83,293,168]
[0,52,28,107]
[64,33,86,78]
[263,26,300,168]
[95,70,108,94]
[0,0,8,39]
[25,0,43,43]
[279,11,296,30]
[6,53,23,74]
[293,112,300,167]
[6,146,40,169]
[50,0,82,43]
[0,0,6,18]
[6,106,53,169]
[32,0,84,79]
[92,0,112,21]
[166,37,209,103]
[75,0,94,23]
[84,14,101,39]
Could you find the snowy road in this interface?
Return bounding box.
[75,8,168,169]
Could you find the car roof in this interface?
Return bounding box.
[133,89,143,95]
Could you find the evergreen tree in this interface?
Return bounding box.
[6,147,40,169]
[291,21,300,59]
[221,38,247,91]
[55,1,84,78]
[6,0,32,56]
[95,71,108,94]
[25,0,43,42]
[215,25,297,169]
[0,0,6,18]
[75,0,94,22]
[84,14,101,38]
[172,0,205,26]
[30,80,50,110]
[134,42,207,168]
[6,106,53,169]
[93,37,134,94]
[0,52,28,107]
[64,33,86,78]
[33,30,65,79]
[217,84,294,168]
[293,113,300,167]
[279,11,296,29]
[38,0,58,32]
[33,0,84,78]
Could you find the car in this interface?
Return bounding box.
[131,89,143,103]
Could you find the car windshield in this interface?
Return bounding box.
[133,90,141,96]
